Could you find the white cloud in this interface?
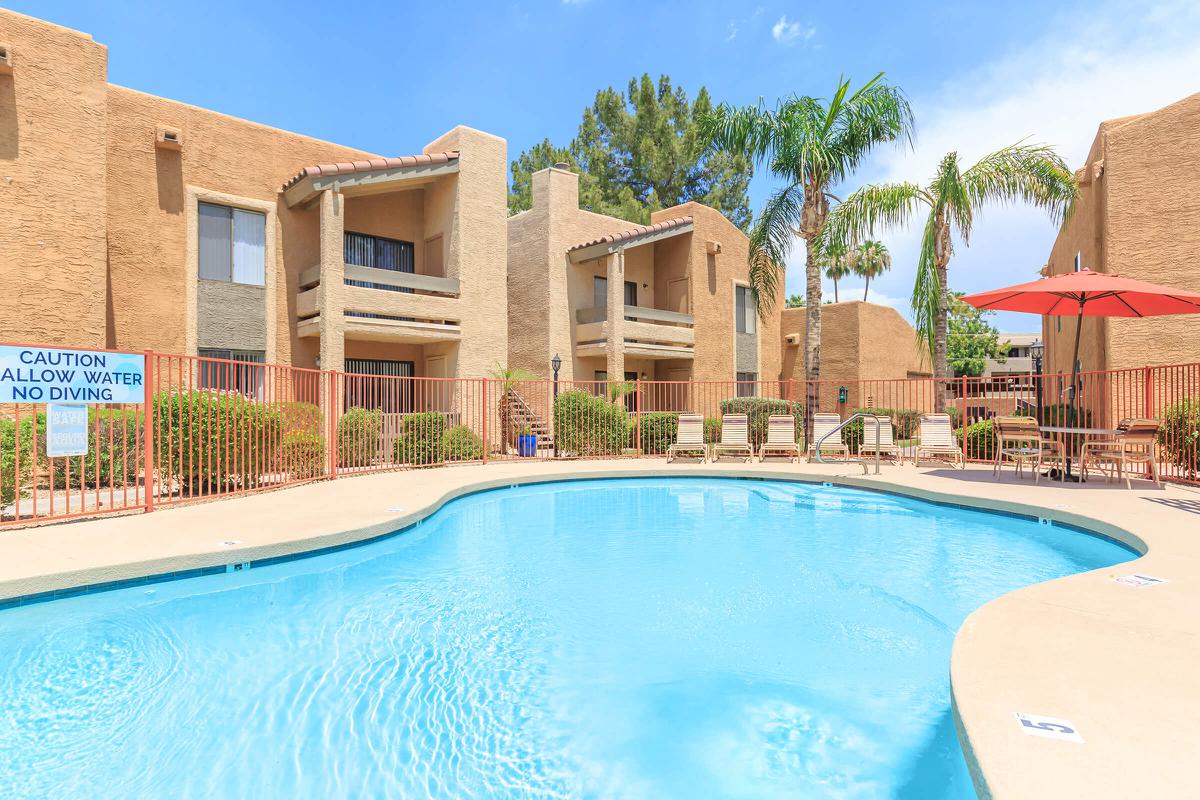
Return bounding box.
[771,15,814,44]
[726,22,738,42]
[788,0,1200,330]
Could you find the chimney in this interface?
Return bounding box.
[531,163,579,212]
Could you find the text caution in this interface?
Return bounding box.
[0,346,145,404]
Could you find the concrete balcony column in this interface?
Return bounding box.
[317,189,345,373]
[605,249,625,380]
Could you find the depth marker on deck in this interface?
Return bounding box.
[1014,713,1083,743]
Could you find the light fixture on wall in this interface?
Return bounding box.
[314,356,321,369]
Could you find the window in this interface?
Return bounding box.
[198,203,265,285]
[592,277,638,312]
[345,232,416,321]
[736,371,758,397]
[198,349,265,397]
[735,285,756,334]
[344,358,415,412]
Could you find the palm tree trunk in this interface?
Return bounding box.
[863,276,870,302]
[932,218,952,412]
[832,279,839,303]
[804,237,822,439]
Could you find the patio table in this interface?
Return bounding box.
[1040,425,1122,482]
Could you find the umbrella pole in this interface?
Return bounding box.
[1064,300,1085,479]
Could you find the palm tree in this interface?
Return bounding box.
[851,239,891,301]
[820,142,1076,409]
[820,242,853,303]
[700,75,913,416]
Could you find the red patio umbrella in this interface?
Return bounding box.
[961,268,1200,421]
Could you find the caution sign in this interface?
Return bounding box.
[0,346,145,404]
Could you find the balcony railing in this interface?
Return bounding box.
[575,305,695,356]
[299,263,460,297]
[575,305,694,327]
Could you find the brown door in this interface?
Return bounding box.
[667,278,689,313]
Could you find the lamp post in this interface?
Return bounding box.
[1030,338,1044,419]
[551,353,561,457]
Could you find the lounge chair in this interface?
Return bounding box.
[759,414,801,462]
[914,413,964,468]
[859,416,902,462]
[807,413,849,461]
[712,413,754,462]
[666,414,708,463]
[1081,418,1162,488]
[993,415,1065,483]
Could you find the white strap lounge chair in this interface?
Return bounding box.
[914,413,964,468]
[712,413,754,462]
[807,413,849,461]
[758,414,801,462]
[666,414,708,462]
[859,416,902,461]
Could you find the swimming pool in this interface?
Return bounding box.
[0,478,1135,798]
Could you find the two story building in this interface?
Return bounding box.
[507,165,782,400]
[0,9,508,406]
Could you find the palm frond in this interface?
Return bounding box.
[962,141,1078,227]
[930,152,974,242]
[817,182,928,252]
[910,213,942,358]
[747,182,804,316]
[825,76,916,184]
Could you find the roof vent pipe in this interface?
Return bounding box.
[553,162,571,170]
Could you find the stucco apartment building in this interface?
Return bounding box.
[1044,91,1200,375]
[507,165,782,399]
[780,302,930,412]
[0,9,507,398]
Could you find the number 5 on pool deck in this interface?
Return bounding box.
[1014,712,1084,743]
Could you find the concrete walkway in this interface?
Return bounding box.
[1,458,1197,799]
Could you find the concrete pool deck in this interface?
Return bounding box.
[1,459,1197,798]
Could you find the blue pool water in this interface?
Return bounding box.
[0,478,1135,799]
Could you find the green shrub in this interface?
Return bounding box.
[0,416,37,507]
[639,412,679,454]
[393,412,447,466]
[1158,400,1199,477]
[337,407,382,467]
[704,417,722,444]
[841,407,921,453]
[44,408,142,490]
[280,431,325,480]
[443,424,485,462]
[153,390,284,494]
[281,401,322,435]
[553,390,630,456]
[958,419,996,461]
[719,397,802,447]
[1037,403,1092,427]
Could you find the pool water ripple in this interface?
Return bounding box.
[0,478,1133,799]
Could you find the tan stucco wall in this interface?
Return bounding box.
[781,301,930,411]
[0,10,109,348]
[1045,92,1200,374]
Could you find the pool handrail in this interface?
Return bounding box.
[813,412,882,475]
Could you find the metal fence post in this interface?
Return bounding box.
[481,379,489,465]
[142,350,156,513]
[960,374,968,463]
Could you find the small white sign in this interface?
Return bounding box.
[1015,712,1084,743]
[45,403,89,457]
[1113,573,1166,588]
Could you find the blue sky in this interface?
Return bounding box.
[14,0,1200,331]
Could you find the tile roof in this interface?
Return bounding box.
[568,216,694,252]
[281,151,459,192]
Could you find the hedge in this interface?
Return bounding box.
[281,401,322,435]
[0,416,37,507]
[842,407,921,453]
[639,412,678,455]
[153,390,283,494]
[958,419,997,461]
[704,417,722,444]
[44,408,142,490]
[443,424,485,462]
[337,407,383,467]
[392,412,447,466]
[553,390,630,456]
[1158,400,1199,478]
[718,397,802,447]
[280,431,324,480]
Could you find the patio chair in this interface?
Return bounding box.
[1081,418,1162,488]
[666,414,709,463]
[712,413,754,462]
[807,413,850,462]
[993,416,1065,483]
[758,414,801,462]
[859,416,902,462]
[914,414,964,468]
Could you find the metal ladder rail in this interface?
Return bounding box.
[812,412,882,475]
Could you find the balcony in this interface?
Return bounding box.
[296,263,463,343]
[575,305,695,360]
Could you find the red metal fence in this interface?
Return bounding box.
[2,346,1198,527]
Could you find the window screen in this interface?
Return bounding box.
[198,349,265,397]
[735,285,757,334]
[198,203,265,285]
